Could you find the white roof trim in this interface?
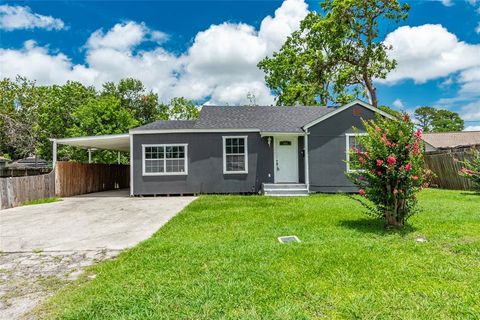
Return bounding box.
[260,132,304,137]
[130,128,259,134]
[302,99,397,130]
[50,134,130,152]
[51,133,129,143]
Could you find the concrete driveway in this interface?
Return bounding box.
[0,189,196,252]
[0,190,196,319]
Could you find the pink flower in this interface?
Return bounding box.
[387,155,397,165]
[403,114,410,122]
[393,188,399,194]
[415,128,422,138]
[376,159,384,166]
[405,163,413,171]
[412,176,419,181]
[376,171,382,176]
[358,189,366,196]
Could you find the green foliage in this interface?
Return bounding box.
[378,105,401,118]
[459,148,480,191]
[258,0,409,107]
[414,106,464,132]
[101,78,161,125]
[36,82,97,160]
[67,95,139,163]
[161,97,199,120]
[346,114,425,228]
[0,76,199,163]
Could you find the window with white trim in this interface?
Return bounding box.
[346,133,366,172]
[143,144,187,175]
[223,136,248,174]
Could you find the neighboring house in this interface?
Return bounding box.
[128,100,394,195]
[10,156,49,169]
[422,131,480,153]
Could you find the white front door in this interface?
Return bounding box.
[274,136,299,183]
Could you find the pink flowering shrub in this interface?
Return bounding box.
[346,114,426,228]
[458,148,480,191]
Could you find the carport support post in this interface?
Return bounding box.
[52,139,57,168]
[117,151,121,164]
[88,149,92,164]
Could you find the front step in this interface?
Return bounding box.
[262,183,309,197]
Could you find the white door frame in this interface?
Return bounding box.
[273,136,299,183]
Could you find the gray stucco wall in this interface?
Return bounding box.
[132,132,274,195]
[307,104,377,193]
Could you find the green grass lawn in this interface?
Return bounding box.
[39,189,480,319]
[22,197,60,206]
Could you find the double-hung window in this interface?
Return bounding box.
[143,144,188,175]
[346,133,367,172]
[223,136,248,174]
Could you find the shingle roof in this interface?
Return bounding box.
[422,131,480,149]
[133,120,197,131]
[131,106,335,133]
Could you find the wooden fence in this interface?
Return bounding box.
[0,170,56,209]
[0,167,51,178]
[424,150,474,190]
[55,161,129,197]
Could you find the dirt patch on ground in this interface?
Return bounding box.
[0,250,119,320]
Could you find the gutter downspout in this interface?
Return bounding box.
[304,130,310,193]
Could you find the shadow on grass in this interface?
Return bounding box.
[338,218,417,236]
[460,192,480,196]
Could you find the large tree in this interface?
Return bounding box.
[0,76,41,159]
[67,95,139,163]
[414,106,464,132]
[102,78,161,125]
[258,0,409,107]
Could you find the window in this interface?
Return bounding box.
[142,144,188,176]
[223,136,248,174]
[346,133,367,172]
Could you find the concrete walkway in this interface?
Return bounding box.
[0,189,196,252]
[0,189,196,319]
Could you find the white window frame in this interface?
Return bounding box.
[222,136,248,174]
[345,133,367,173]
[142,143,188,176]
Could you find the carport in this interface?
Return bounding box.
[51,133,132,196]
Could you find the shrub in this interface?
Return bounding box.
[459,148,480,191]
[346,114,426,228]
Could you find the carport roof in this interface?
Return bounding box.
[52,134,130,152]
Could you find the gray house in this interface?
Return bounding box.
[128,100,394,196]
[52,100,394,196]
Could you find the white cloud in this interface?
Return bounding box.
[459,101,480,121]
[86,22,167,51]
[441,0,454,6]
[383,24,480,84]
[0,0,308,105]
[0,41,96,84]
[0,5,64,31]
[392,99,404,109]
[465,125,480,131]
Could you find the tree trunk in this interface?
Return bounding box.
[384,211,404,229]
[362,73,377,108]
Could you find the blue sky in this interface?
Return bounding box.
[1,0,479,130]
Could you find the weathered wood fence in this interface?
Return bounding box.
[0,161,129,209]
[0,170,56,209]
[55,161,129,197]
[0,167,51,178]
[424,151,474,190]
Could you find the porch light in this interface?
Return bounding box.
[267,136,272,147]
